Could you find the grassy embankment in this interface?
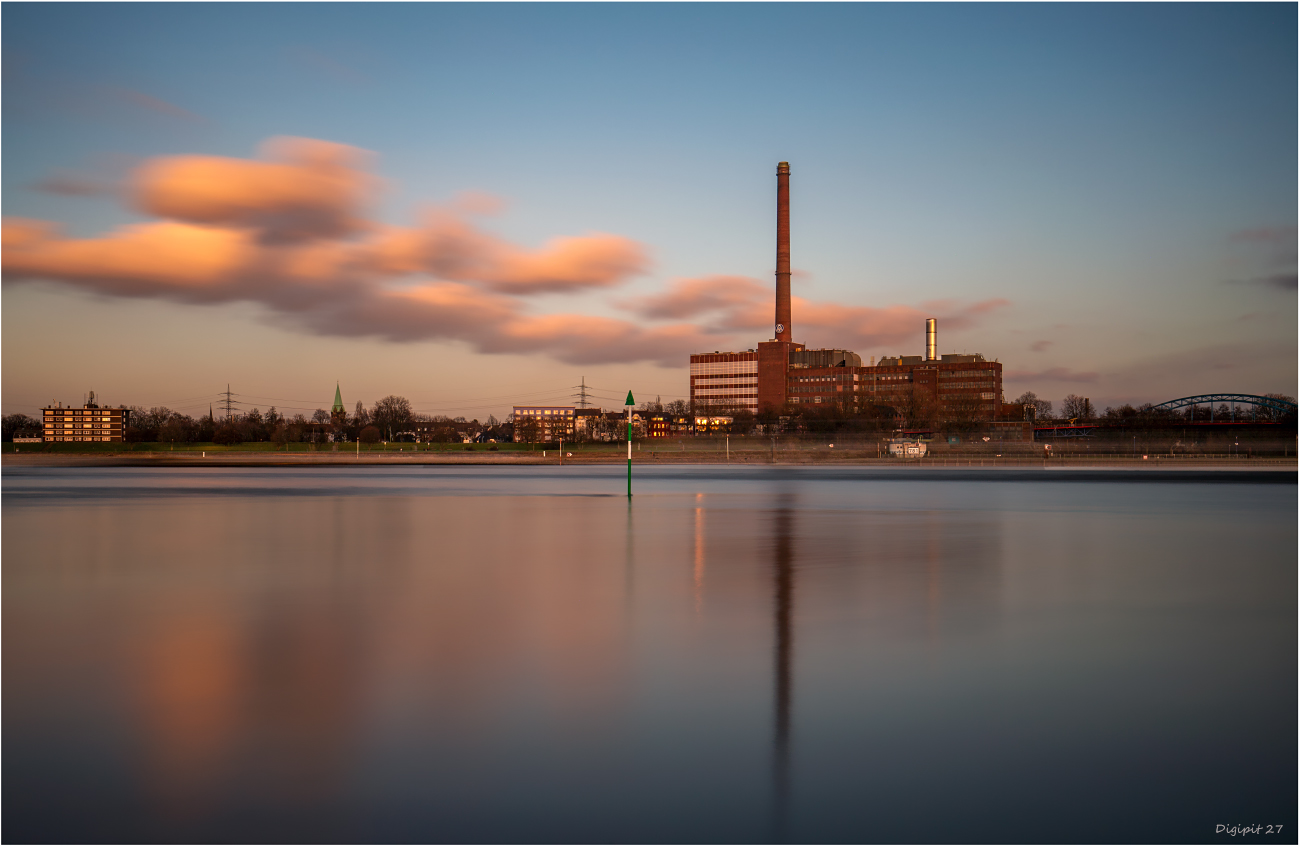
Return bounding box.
[7,433,1296,465]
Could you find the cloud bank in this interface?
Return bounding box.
[5,136,1007,367]
[624,276,1009,352]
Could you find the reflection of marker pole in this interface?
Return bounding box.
[626,391,635,498]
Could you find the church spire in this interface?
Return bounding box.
[331,382,345,414]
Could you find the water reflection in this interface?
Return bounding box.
[771,495,794,840]
[3,467,1294,842]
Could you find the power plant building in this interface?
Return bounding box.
[689,350,759,412]
[689,162,1005,422]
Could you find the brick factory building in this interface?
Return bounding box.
[42,392,129,442]
[689,350,759,413]
[689,163,1006,424]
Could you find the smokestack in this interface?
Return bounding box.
[926,318,937,361]
[775,162,791,342]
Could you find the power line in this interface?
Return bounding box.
[572,376,593,408]
[221,384,236,421]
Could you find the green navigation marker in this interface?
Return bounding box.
[625,391,635,498]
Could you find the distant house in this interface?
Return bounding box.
[694,415,733,435]
[646,413,693,438]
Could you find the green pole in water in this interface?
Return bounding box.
[625,390,635,498]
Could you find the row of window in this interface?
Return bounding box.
[690,380,758,389]
[47,423,118,427]
[689,361,759,377]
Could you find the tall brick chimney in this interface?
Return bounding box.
[758,161,803,412]
[775,161,791,343]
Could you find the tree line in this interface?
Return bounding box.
[3,390,1293,443]
[1,395,510,445]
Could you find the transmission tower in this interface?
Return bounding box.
[221,384,236,421]
[572,376,593,408]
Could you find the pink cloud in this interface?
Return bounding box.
[369,211,648,294]
[1030,340,1052,353]
[625,276,1009,350]
[2,137,663,366]
[5,136,1012,370]
[131,137,376,244]
[1005,367,1099,384]
[3,216,684,365]
[625,275,769,320]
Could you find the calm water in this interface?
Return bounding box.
[3,466,1295,843]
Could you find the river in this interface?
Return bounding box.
[3,466,1295,842]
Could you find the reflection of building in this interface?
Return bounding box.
[688,164,1006,422]
[42,393,129,442]
[512,406,576,442]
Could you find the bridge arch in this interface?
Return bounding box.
[1152,394,1296,421]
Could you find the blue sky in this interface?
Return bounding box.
[3,3,1295,420]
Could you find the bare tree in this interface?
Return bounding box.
[371,395,413,439]
[514,417,541,443]
[1014,391,1054,421]
[1061,394,1095,420]
[2,414,42,441]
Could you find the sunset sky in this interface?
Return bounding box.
[3,3,1295,421]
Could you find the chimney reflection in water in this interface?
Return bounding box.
[772,497,794,838]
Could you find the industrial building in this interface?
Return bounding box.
[42,392,129,442]
[689,350,759,413]
[689,163,1006,423]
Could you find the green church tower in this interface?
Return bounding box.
[331,383,345,423]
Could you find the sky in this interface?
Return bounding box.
[3,2,1296,421]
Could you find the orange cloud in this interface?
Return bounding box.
[6,136,1010,369]
[369,211,648,294]
[132,137,376,243]
[3,219,253,296]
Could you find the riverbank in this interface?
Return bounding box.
[3,451,1295,469]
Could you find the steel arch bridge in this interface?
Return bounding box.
[1152,394,1297,416]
